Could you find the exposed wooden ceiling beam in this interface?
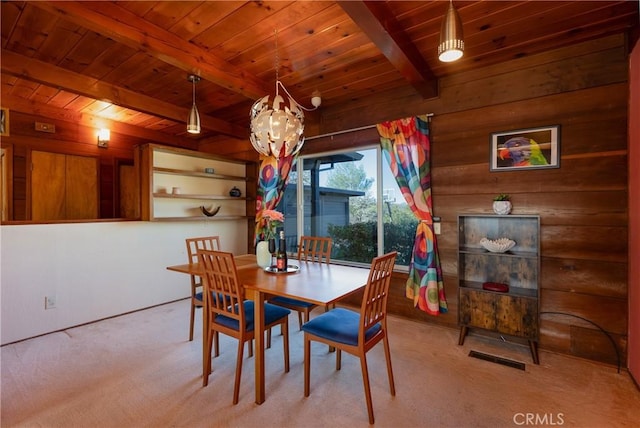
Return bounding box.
[199,135,257,161]
[337,0,438,99]
[2,94,198,150]
[1,50,247,138]
[31,1,271,101]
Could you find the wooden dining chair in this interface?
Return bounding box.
[268,236,333,329]
[185,236,221,341]
[301,251,397,425]
[198,249,291,404]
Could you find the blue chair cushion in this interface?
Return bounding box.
[269,296,315,308]
[301,308,381,346]
[214,300,290,332]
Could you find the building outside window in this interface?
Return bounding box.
[277,146,417,268]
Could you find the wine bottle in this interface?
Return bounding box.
[268,236,276,268]
[276,231,288,272]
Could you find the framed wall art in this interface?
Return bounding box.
[490,125,560,171]
[0,108,9,137]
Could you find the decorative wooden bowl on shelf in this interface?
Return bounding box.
[200,205,220,217]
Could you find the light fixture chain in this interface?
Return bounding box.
[274,28,279,82]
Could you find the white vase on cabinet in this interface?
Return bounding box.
[493,201,512,215]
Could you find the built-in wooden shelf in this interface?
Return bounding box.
[139,144,256,222]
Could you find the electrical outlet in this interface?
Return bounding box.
[45,295,57,309]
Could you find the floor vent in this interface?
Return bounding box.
[468,350,526,370]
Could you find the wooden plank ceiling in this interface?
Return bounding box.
[1,1,638,153]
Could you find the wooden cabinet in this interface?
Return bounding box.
[31,151,98,221]
[457,214,540,363]
[139,144,255,221]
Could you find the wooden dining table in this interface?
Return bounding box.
[166,253,371,404]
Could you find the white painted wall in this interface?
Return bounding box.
[0,220,248,345]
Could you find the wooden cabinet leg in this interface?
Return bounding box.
[458,326,468,345]
[529,340,539,364]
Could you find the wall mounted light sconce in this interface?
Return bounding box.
[97,128,110,148]
[438,0,464,62]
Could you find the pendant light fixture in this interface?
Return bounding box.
[187,74,201,134]
[250,30,321,159]
[438,0,464,62]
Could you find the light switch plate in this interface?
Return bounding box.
[433,216,441,235]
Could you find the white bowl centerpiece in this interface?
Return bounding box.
[480,237,516,253]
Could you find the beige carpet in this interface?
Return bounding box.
[2,299,639,428]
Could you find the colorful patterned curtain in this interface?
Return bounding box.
[255,154,296,243]
[377,115,447,315]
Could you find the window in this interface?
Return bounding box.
[277,146,417,268]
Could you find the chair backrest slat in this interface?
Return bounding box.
[360,252,397,336]
[186,236,221,265]
[297,236,332,263]
[198,250,244,325]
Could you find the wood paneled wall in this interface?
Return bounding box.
[627,38,640,381]
[315,34,629,366]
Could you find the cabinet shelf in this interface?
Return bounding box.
[152,193,250,201]
[150,215,250,222]
[459,280,537,298]
[153,167,250,182]
[459,247,538,259]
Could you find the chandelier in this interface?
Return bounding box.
[250,31,321,159]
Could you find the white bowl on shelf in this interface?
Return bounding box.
[480,237,516,253]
